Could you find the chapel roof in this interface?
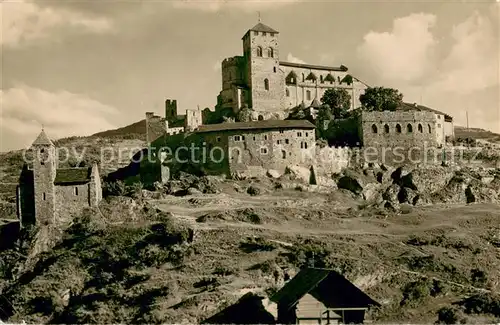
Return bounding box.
[249,22,279,34]
[54,168,92,185]
[32,130,54,146]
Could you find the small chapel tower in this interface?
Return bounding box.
[242,19,284,113]
[31,129,57,226]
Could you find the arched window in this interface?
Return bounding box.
[304,142,308,149]
[418,124,423,133]
[286,88,290,97]
[268,47,274,58]
[407,124,413,133]
[372,124,378,133]
[256,46,263,57]
[384,124,389,133]
[264,78,269,90]
[396,124,402,133]
[41,148,45,153]
[428,124,432,133]
[306,90,311,100]
[320,75,324,83]
[258,115,264,121]
[273,67,277,73]
[282,150,286,159]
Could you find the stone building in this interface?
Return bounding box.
[358,103,455,164]
[187,119,317,177]
[16,130,102,228]
[216,22,369,120]
[359,103,454,150]
[145,99,203,145]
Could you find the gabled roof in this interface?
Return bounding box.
[305,72,317,81]
[32,130,54,146]
[399,102,453,121]
[270,268,380,311]
[195,119,315,133]
[324,73,336,82]
[249,22,279,34]
[54,168,91,185]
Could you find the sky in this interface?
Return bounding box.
[1,0,499,151]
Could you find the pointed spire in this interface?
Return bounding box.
[32,129,54,146]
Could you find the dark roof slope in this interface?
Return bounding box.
[201,293,275,324]
[270,268,380,311]
[280,61,348,72]
[249,22,279,34]
[32,130,54,146]
[54,168,91,185]
[195,120,315,133]
[399,102,453,121]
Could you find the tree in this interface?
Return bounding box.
[237,105,253,122]
[359,87,403,112]
[315,104,334,140]
[320,88,351,119]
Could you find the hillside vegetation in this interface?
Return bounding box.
[1,122,500,324]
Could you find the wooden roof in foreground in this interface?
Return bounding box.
[270,268,380,311]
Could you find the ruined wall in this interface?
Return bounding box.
[146,112,167,144]
[360,111,438,164]
[281,66,367,110]
[55,184,90,225]
[89,165,102,208]
[185,108,203,132]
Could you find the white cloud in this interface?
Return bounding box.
[0,85,120,148]
[286,53,306,64]
[0,0,113,48]
[171,0,301,12]
[357,13,438,83]
[356,11,499,133]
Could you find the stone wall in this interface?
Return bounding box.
[246,32,284,113]
[55,183,90,225]
[315,146,351,174]
[360,110,440,165]
[192,127,316,176]
[33,145,57,226]
[146,112,167,144]
[185,108,203,132]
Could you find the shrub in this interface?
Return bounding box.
[436,306,460,324]
[400,279,431,307]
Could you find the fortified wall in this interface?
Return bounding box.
[360,111,438,164]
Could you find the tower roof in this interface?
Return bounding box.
[249,22,279,34]
[32,130,54,146]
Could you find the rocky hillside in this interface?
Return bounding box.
[1,166,500,324]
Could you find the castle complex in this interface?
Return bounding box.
[216,22,368,120]
[16,130,102,228]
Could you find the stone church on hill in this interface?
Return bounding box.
[16,130,102,228]
[216,21,369,120]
